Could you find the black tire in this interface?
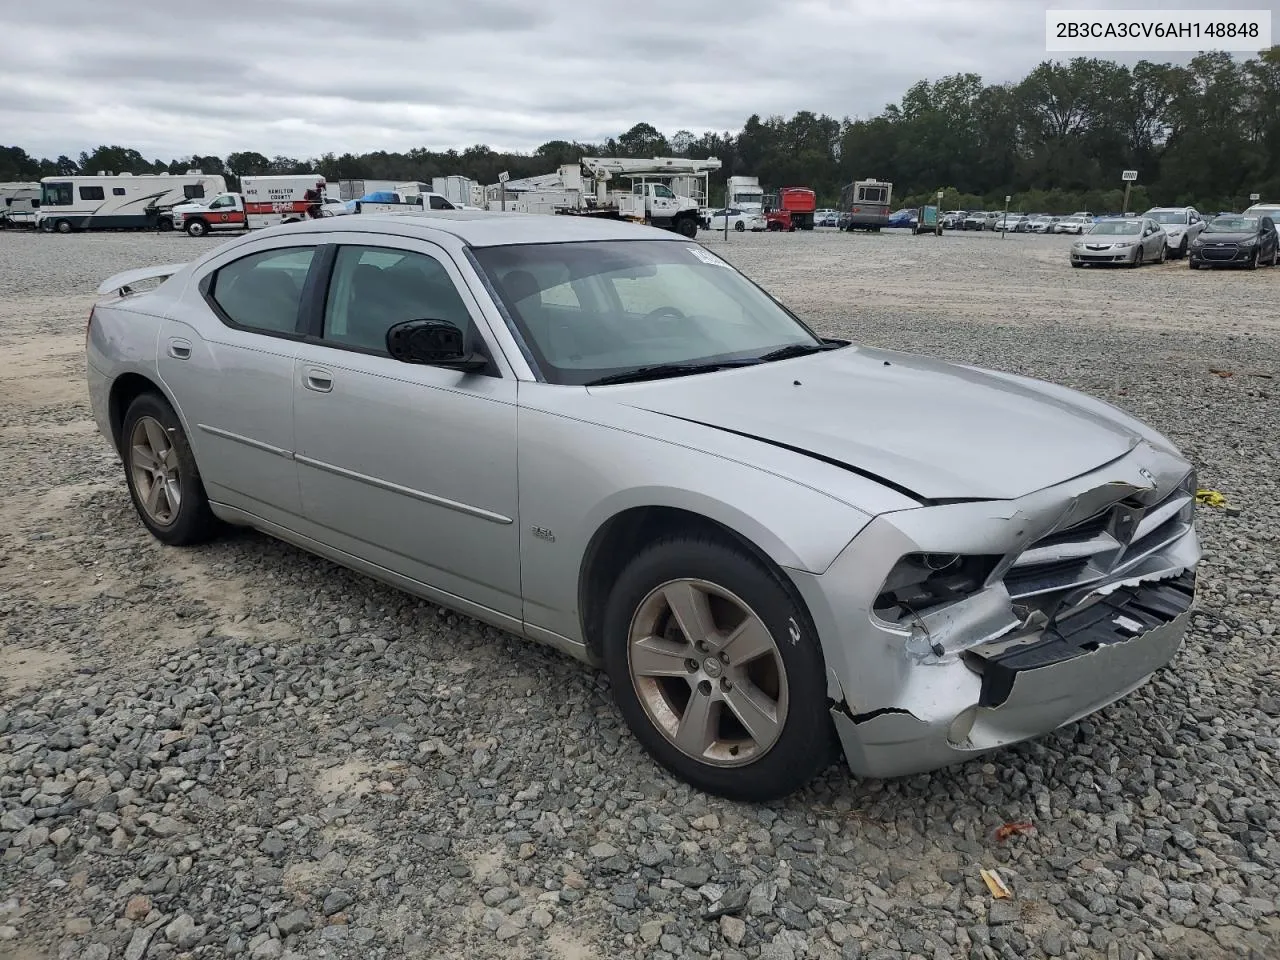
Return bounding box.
[121,393,220,546]
[1071,261,1083,268]
[1246,250,1258,270]
[675,217,698,239]
[734,220,745,232]
[1177,237,1188,259]
[1132,247,1143,268]
[56,219,72,234]
[601,536,836,802]
[1269,246,1278,267]
[186,219,208,237]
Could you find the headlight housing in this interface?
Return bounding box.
[873,554,1002,627]
[1239,236,1257,247]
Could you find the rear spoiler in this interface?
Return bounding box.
[96,263,187,298]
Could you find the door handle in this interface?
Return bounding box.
[167,338,192,360]
[304,367,333,393]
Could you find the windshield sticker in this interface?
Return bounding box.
[687,246,728,267]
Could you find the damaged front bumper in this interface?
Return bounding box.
[788,440,1202,779]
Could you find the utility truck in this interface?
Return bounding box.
[556,157,720,238]
[163,174,327,236]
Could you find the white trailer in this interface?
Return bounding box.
[335,179,399,201]
[431,175,479,209]
[0,182,40,228]
[36,172,227,233]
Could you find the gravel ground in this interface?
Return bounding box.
[1,225,1278,960]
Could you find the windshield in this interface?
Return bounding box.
[1147,210,1188,224]
[1089,221,1142,235]
[1206,216,1258,232]
[473,240,821,386]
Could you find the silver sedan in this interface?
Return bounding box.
[1071,217,1168,267]
[86,212,1201,801]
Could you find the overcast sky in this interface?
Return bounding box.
[3,0,1276,161]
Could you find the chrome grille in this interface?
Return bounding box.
[1004,476,1195,604]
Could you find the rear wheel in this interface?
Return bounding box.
[734,220,745,232]
[602,537,836,802]
[121,393,219,546]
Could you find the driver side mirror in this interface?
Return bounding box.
[385,319,488,372]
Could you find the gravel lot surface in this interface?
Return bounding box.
[1,225,1278,960]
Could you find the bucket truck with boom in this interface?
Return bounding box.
[556,157,720,238]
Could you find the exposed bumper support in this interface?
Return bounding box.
[832,570,1195,778]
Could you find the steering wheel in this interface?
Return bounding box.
[645,306,686,322]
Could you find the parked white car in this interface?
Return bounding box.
[1054,216,1092,235]
[1243,202,1280,242]
[708,208,766,232]
[1143,207,1204,259]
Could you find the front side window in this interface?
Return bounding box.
[652,185,675,199]
[209,195,233,209]
[475,240,821,386]
[428,195,453,210]
[322,245,471,354]
[79,186,105,201]
[208,246,316,334]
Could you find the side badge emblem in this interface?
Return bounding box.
[532,526,555,543]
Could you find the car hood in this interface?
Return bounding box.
[594,345,1146,502]
[1198,231,1256,242]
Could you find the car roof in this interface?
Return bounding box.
[255,210,681,248]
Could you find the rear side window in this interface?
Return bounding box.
[79,186,105,201]
[113,187,126,196]
[184,185,205,200]
[208,247,316,335]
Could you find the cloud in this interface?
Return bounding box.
[1,0,1272,160]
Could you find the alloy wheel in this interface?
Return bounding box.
[129,416,182,526]
[626,578,788,767]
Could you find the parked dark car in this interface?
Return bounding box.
[1188,214,1279,269]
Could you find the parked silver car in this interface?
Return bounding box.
[86,212,1201,801]
[1070,217,1168,267]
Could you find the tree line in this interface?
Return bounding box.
[3,49,1277,214]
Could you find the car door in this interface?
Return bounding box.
[158,238,320,524]
[291,234,522,620]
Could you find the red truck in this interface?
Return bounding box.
[763,187,817,231]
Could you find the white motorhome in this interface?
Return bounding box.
[37,172,227,232]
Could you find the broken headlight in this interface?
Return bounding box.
[872,553,1002,626]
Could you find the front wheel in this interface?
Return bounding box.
[602,537,836,802]
[1247,250,1259,270]
[56,220,72,234]
[675,217,698,239]
[121,393,220,546]
[1132,247,1144,268]
[186,219,208,237]
[1177,238,1188,259]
